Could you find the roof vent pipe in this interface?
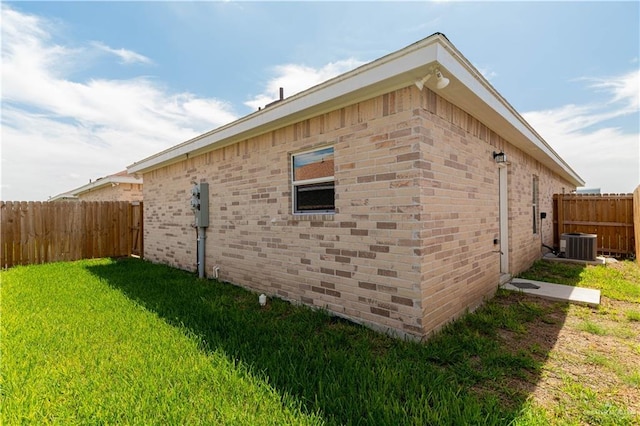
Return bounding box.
[263,88,285,109]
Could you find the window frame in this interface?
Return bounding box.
[291,146,335,215]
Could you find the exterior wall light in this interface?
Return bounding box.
[493,151,507,163]
[415,68,450,90]
[434,69,450,89]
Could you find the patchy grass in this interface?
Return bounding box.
[577,319,609,335]
[514,259,640,424]
[625,309,640,322]
[2,257,639,425]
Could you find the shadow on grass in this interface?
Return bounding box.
[87,258,570,425]
[517,259,586,286]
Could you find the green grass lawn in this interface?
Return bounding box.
[2,257,639,425]
[1,259,320,425]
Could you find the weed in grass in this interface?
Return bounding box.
[528,343,545,357]
[611,324,637,339]
[577,320,608,336]
[584,351,612,368]
[583,403,638,426]
[625,309,640,322]
[596,304,621,320]
[511,401,551,426]
[584,348,640,389]
[623,370,640,387]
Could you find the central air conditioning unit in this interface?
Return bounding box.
[560,233,597,261]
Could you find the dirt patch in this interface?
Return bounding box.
[499,295,640,420]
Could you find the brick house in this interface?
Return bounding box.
[128,33,583,340]
[50,171,143,202]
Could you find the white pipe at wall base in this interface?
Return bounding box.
[197,227,206,279]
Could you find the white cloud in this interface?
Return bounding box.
[91,41,152,65]
[0,6,238,201]
[244,59,366,110]
[523,69,640,194]
[586,70,639,112]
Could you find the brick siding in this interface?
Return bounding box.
[142,85,575,340]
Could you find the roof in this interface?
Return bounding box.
[295,160,335,181]
[49,170,143,200]
[128,33,584,187]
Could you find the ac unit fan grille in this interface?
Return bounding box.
[560,233,597,261]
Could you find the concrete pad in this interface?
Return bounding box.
[502,278,600,307]
[542,255,606,266]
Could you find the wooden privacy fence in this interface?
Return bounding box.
[1,201,143,268]
[553,193,635,257]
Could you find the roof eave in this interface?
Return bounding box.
[127,33,584,187]
[128,35,447,174]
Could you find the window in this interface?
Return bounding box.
[292,147,335,214]
[532,175,539,234]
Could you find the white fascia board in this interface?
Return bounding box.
[128,38,443,174]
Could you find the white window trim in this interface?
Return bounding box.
[291,146,335,215]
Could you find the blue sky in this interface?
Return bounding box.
[2,1,638,200]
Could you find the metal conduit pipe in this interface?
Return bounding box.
[197,227,206,279]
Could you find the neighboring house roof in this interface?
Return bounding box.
[576,188,601,194]
[49,171,143,201]
[295,159,335,181]
[48,193,79,202]
[128,33,584,187]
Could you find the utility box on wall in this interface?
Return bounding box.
[191,182,209,227]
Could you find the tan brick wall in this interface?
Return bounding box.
[506,148,570,274]
[78,183,143,202]
[415,92,499,336]
[144,88,425,338]
[142,86,575,339]
[412,89,575,337]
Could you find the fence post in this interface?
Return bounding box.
[634,185,640,265]
[557,193,565,241]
